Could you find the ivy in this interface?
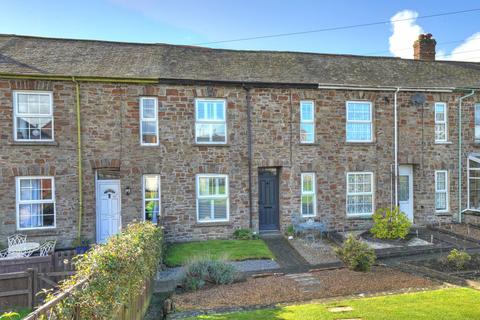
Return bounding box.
[43,222,163,319]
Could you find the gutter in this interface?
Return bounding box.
[458,90,476,223]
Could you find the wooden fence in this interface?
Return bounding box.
[0,249,77,309]
[23,278,153,320]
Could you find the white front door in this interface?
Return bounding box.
[96,180,121,243]
[398,165,414,222]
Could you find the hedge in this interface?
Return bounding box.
[44,222,163,319]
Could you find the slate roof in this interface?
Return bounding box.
[0,34,479,88]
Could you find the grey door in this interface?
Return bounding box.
[258,169,279,231]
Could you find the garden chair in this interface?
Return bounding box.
[7,234,27,248]
[292,215,327,241]
[39,240,57,256]
[0,248,23,259]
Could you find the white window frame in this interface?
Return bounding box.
[196,174,229,222]
[346,172,374,216]
[467,155,480,211]
[434,102,448,143]
[301,172,316,217]
[139,97,159,146]
[16,176,56,230]
[346,101,373,143]
[13,91,54,142]
[300,100,315,143]
[475,103,480,143]
[435,170,449,213]
[195,98,227,144]
[142,174,161,222]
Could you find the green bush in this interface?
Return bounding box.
[233,228,258,240]
[0,312,20,320]
[183,255,237,291]
[45,222,163,319]
[370,206,411,240]
[335,233,376,272]
[446,249,471,270]
[286,225,295,237]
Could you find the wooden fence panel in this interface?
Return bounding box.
[0,269,34,310]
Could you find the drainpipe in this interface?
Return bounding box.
[244,86,254,229]
[394,88,400,207]
[458,90,476,223]
[72,77,84,241]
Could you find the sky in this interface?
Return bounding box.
[0,0,480,61]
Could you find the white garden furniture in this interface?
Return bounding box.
[7,234,27,248]
[7,242,40,257]
[39,240,56,256]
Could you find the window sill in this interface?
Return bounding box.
[434,141,452,145]
[345,142,375,146]
[346,214,373,220]
[193,143,230,147]
[10,141,58,147]
[435,211,451,216]
[194,221,232,227]
[299,143,320,146]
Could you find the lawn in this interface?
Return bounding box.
[165,239,274,267]
[188,288,480,320]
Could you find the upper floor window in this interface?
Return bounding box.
[195,99,226,144]
[140,97,159,145]
[13,91,54,141]
[346,101,372,142]
[346,172,374,216]
[435,170,448,212]
[301,173,316,217]
[196,174,229,222]
[434,102,447,143]
[300,101,315,143]
[143,175,161,223]
[16,177,55,230]
[475,104,480,143]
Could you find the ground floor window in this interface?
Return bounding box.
[143,175,160,223]
[346,172,373,216]
[196,174,229,222]
[301,173,316,216]
[435,170,448,212]
[469,155,480,210]
[16,177,55,229]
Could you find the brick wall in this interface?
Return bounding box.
[0,79,478,246]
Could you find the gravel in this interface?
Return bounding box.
[288,238,340,265]
[172,266,436,311]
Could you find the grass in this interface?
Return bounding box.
[0,308,31,320]
[165,239,274,267]
[187,288,480,320]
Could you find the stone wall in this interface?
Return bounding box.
[0,78,479,246]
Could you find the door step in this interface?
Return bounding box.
[259,230,282,237]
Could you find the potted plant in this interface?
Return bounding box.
[72,237,91,254]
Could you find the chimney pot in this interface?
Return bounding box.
[413,33,436,61]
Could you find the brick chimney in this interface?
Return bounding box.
[413,33,436,61]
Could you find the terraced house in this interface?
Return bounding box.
[0,33,480,247]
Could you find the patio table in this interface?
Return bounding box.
[8,242,40,255]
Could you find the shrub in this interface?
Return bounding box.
[446,249,471,270]
[45,222,163,319]
[233,228,258,240]
[286,225,295,237]
[335,233,376,272]
[370,206,411,240]
[183,255,237,290]
[0,312,20,320]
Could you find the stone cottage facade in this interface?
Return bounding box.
[0,34,480,247]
